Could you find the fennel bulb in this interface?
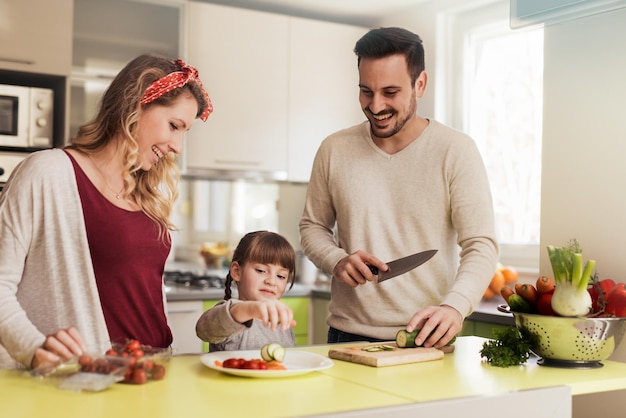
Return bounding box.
[547,240,595,317]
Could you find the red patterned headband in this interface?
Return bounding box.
[140,59,213,121]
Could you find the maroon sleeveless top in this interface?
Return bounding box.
[67,151,173,348]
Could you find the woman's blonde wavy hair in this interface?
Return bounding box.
[68,54,210,242]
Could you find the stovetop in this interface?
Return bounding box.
[163,270,227,289]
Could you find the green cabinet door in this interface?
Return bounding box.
[201,300,222,353]
[282,297,309,346]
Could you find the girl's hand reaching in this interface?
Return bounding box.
[231,300,297,331]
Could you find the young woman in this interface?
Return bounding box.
[196,231,297,351]
[0,54,213,370]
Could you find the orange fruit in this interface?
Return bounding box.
[500,266,519,283]
[483,287,495,299]
[489,269,506,294]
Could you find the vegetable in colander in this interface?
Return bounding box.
[547,239,595,317]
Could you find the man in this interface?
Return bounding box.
[299,27,498,348]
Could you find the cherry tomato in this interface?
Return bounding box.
[131,349,145,358]
[127,356,138,368]
[105,348,118,356]
[242,359,266,370]
[126,339,141,352]
[130,369,148,385]
[151,364,166,380]
[94,358,110,374]
[537,292,556,316]
[222,358,246,369]
[142,359,154,371]
[78,354,93,367]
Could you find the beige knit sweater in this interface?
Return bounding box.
[299,120,499,340]
[0,149,111,369]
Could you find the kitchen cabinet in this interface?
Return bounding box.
[312,292,331,344]
[185,2,366,182]
[70,0,181,138]
[511,0,626,29]
[167,300,205,354]
[201,299,221,353]
[0,0,73,76]
[186,2,289,178]
[282,296,310,345]
[460,319,509,339]
[287,18,366,182]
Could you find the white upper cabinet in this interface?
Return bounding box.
[186,2,289,179]
[287,17,366,183]
[185,2,366,182]
[0,0,73,76]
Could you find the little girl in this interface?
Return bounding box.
[195,231,297,351]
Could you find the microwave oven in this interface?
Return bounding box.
[0,84,54,149]
[0,151,27,192]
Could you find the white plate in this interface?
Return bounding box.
[200,350,334,378]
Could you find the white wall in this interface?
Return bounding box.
[542,7,626,371]
[540,8,626,284]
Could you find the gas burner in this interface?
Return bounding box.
[163,271,226,289]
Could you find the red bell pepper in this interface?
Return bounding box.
[588,278,616,314]
[605,282,626,317]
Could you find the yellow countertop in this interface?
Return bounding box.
[2,337,626,418]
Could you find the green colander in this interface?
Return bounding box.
[498,304,626,368]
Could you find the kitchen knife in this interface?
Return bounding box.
[368,249,438,283]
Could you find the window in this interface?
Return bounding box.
[438,2,544,269]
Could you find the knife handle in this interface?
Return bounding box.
[368,265,379,275]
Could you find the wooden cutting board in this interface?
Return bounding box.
[328,342,452,367]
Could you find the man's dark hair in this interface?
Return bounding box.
[354,27,425,84]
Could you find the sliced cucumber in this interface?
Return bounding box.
[269,344,285,362]
[260,344,273,362]
[260,343,286,362]
[361,345,395,352]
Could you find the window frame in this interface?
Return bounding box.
[434,0,541,271]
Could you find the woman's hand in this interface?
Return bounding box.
[31,327,87,370]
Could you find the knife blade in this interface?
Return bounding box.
[368,249,438,283]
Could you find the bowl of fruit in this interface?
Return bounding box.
[498,240,626,368]
[199,242,230,268]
